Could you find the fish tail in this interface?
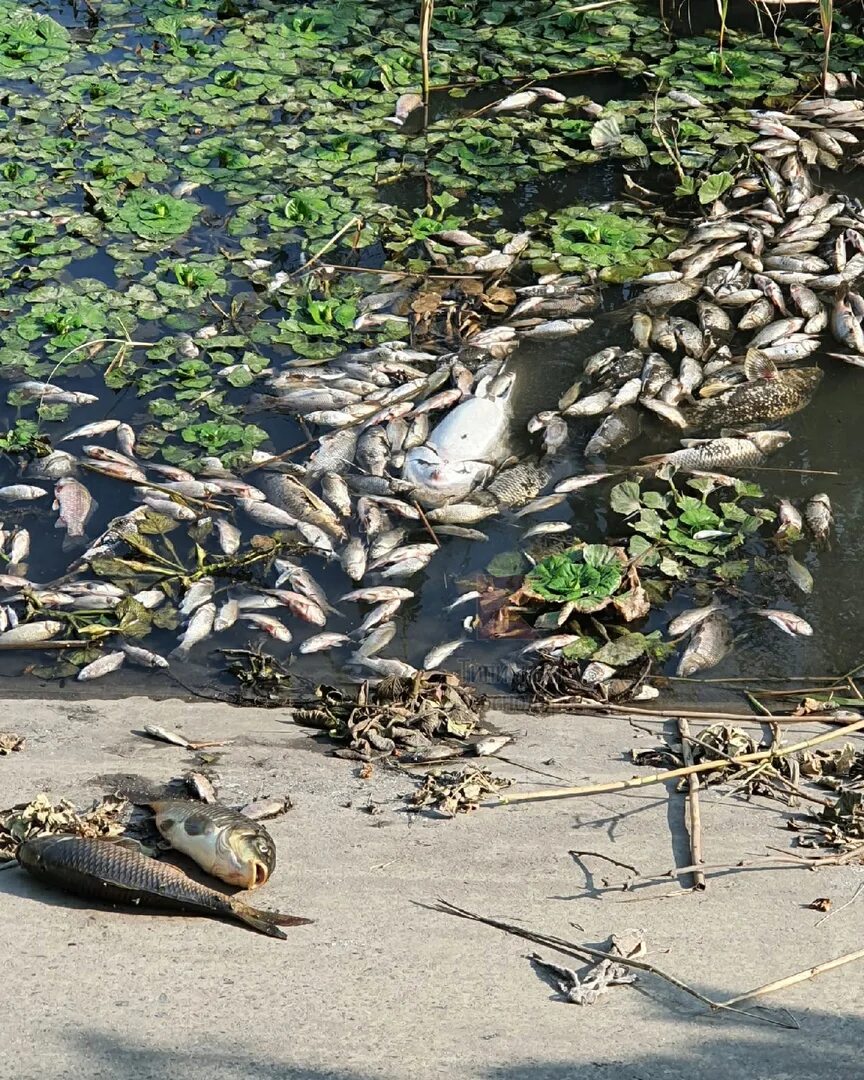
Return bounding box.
[230,899,313,938]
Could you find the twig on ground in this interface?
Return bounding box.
[430,900,797,1028]
[495,717,864,806]
[678,718,705,890]
[720,946,864,1009]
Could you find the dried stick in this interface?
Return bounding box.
[413,500,440,548]
[720,946,864,1008]
[570,850,640,877]
[496,717,864,806]
[291,216,363,278]
[677,718,705,891]
[431,900,796,1028]
[585,846,864,896]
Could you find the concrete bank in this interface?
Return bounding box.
[0,697,861,1079]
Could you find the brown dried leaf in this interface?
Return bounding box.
[809,897,832,912]
[0,733,24,755]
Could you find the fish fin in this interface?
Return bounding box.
[231,899,312,938]
[638,453,669,464]
[679,438,712,447]
[744,348,778,382]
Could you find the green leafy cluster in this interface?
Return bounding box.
[526,544,623,608]
[610,474,776,583]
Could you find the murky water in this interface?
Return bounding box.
[0,0,861,711]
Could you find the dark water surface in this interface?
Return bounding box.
[0,0,859,712]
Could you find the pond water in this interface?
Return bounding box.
[0,0,861,713]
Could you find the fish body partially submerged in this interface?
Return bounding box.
[689,367,822,429]
[402,372,515,505]
[17,835,308,939]
[148,800,277,889]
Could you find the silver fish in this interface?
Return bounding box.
[563,391,612,417]
[754,609,813,636]
[172,602,217,657]
[355,621,397,657]
[522,521,572,538]
[180,578,214,616]
[26,450,77,480]
[0,620,63,644]
[238,499,297,528]
[59,420,121,442]
[119,643,169,669]
[8,528,29,565]
[269,590,326,626]
[422,639,466,670]
[214,517,241,556]
[53,478,96,548]
[349,654,417,678]
[353,598,402,634]
[340,537,367,582]
[584,407,641,456]
[241,614,292,642]
[214,599,240,632]
[0,485,47,501]
[426,503,498,525]
[668,599,723,637]
[553,472,613,494]
[116,424,136,458]
[77,651,125,681]
[142,497,198,522]
[298,632,351,654]
[676,612,733,676]
[776,499,802,539]
[321,473,353,518]
[340,586,413,603]
[786,554,813,595]
[305,429,358,479]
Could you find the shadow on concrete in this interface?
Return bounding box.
[59,1004,864,1080]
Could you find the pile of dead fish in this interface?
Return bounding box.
[2,89,864,686]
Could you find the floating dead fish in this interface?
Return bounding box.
[805,493,833,546]
[0,485,47,501]
[423,639,466,670]
[553,472,613,494]
[299,632,351,653]
[668,599,724,637]
[522,521,572,539]
[754,609,814,636]
[676,612,732,677]
[122,643,169,669]
[786,553,813,595]
[513,493,567,517]
[77,651,125,681]
[172,602,216,657]
[0,621,63,644]
[241,614,292,642]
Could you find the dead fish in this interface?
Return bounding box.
[77,651,125,681]
[433,525,488,541]
[0,620,63,644]
[0,485,47,501]
[776,499,802,540]
[121,643,170,669]
[213,600,240,633]
[513,493,567,517]
[116,424,136,458]
[584,407,641,456]
[269,590,326,626]
[83,460,148,484]
[146,799,276,890]
[520,634,582,655]
[754,609,813,636]
[554,472,613,494]
[522,521,572,539]
[238,499,297,529]
[355,621,397,658]
[58,420,121,442]
[786,553,813,594]
[8,528,29,565]
[689,366,822,429]
[213,517,241,556]
[241,614,292,642]
[676,612,732,676]
[51,478,95,549]
[141,497,198,522]
[640,431,790,471]
[340,537,368,582]
[805,493,833,546]
[446,591,481,612]
[18,835,308,938]
[519,318,593,340]
[831,290,864,353]
[353,598,402,635]
[563,390,612,417]
[426,504,498,525]
[340,585,413,604]
[349,654,417,678]
[273,561,340,616]
[639,399,688,429]
[668,600,723,637]
[299,632,351,653]
[423,639,466,670]
[172,602,217,657]
[26,450,77,480]
[321,473,352,518]
[180,578,214,616]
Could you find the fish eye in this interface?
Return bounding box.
[255,837,272,856]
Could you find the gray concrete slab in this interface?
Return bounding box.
[0,698,862,1080]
